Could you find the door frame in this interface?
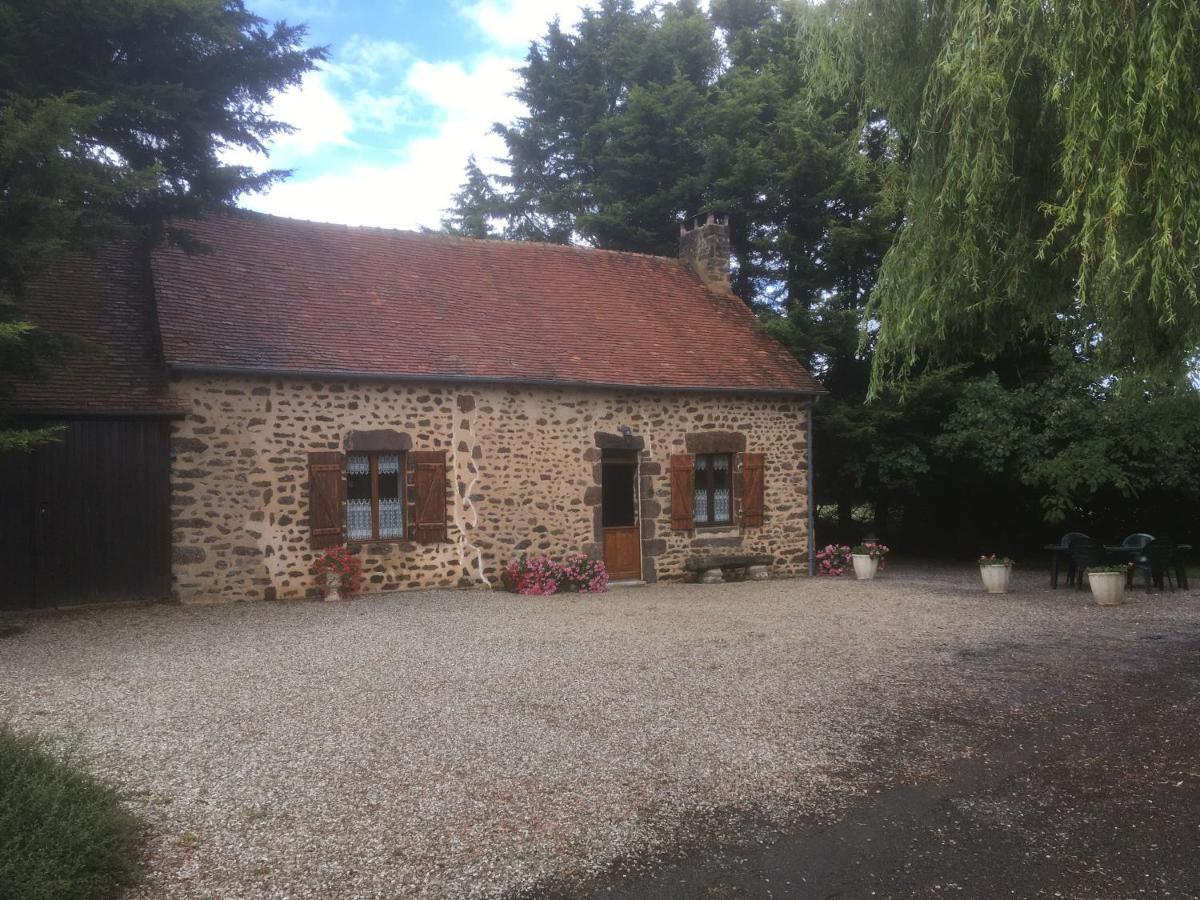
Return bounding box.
[600,449,642,581]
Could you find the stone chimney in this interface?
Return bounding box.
[679,213,731,292]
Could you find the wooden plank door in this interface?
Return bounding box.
[0,447,36,609]
[25,420,172,607]
[601,452,642,581]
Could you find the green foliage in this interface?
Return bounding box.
[449,0,1200,542]
[440,157,501,239]
[0,726,142,900]
[938,356,1200,523]
[0,0,324,449]
[812,0,1200,386]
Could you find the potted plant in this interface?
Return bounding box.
[1086,564,1128,607]
[978,554,1014,593]
[851,542,889,581]
[312,545,363,602]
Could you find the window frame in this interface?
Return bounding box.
[693,452,734,527]
[345,450,407,542]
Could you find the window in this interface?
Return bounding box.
[345,452,405,540]
[693,453,732,525]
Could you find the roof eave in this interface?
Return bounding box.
[168,363,827,398]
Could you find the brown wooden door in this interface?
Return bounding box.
[0,419,172,609]
[601,452,642,580]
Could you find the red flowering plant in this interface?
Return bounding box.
[815,544,854,576]
[312,545,364,594]
[502,553,609,595]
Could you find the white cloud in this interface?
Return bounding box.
[241,2,677,229]
[460,0,590,47]
[270,70,357,157]
[220,69,355,171]
[337,36,412,80]
[242,55,522,230]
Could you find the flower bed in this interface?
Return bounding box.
[502,553,609,595]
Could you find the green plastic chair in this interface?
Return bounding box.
[1069,538,1108,591]
[1131,540,1176,593]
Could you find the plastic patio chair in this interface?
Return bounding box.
[1121,533,1155,550]
[1131,539,1176,593]
[1068,538,1108,591]
[1060,532,1090,587]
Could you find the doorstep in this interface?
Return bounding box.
[608,580,646,589]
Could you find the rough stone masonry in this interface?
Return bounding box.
[169,376,810,602]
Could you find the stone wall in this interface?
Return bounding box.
[169,375,811,602]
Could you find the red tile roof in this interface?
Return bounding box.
[151,212,823,395]
[6,242,183,415]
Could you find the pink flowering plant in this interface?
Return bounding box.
[815,544,854,576]
[558,552,610,594]
[853,542,890,561]
[978,553,1015,567]
[502,553,609,595]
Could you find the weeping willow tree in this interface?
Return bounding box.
[809,0,1200,388]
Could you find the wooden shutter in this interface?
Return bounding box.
[670,453,695,531]
[308,451,344,549]
[412,450,448,544]
[740,452,765,528]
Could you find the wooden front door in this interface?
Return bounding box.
[601,452,642,580]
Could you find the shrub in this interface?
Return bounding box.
[312,545,364,594]
[502,554,609,595]
[1087,564,1129,574]
[978,553,1015,567]
[815,544,853,576]
[0,726,142,900]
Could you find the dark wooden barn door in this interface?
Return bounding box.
[0,420,171,609]
[601,451,642,581]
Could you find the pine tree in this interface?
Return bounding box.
[0,0,324,451]
[441,157,501,239]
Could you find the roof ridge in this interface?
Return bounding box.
[223,208,688,266]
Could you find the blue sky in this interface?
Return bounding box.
[233,0,606,230]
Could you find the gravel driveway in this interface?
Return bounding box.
[1,566,1196,899]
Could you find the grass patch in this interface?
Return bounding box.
[0,725,142,900]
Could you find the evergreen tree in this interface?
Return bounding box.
[441,157,501,239]
[0,0,324,451]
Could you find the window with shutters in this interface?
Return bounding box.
[344,452,405,541]
[693,453,733,526]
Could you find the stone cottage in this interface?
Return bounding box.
[2,211,823,607]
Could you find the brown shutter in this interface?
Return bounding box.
[412,450,448,544]
[740,452,765,528]
[308,451,344,549]
[670,453,695,531]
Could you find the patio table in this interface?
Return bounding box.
[1044,543,1075,589]
[1104,544,1191,590]
[1046,541,1193,590]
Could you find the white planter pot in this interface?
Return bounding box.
[323,572,343,603]
[852,554,879,581]
[1088,571,1126,607]
[979,564,1012,594]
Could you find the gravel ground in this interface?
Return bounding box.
[0,564,1196,899]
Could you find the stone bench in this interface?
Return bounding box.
[685,553,774,584]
